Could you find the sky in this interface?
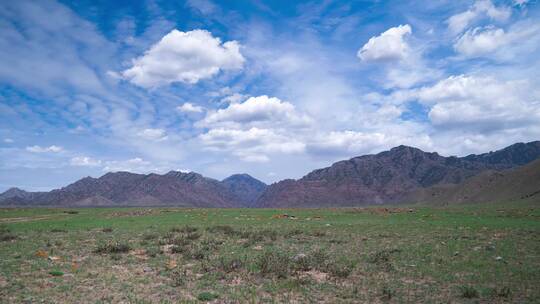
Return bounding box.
[0,0,539,191]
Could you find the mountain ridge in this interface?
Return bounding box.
[1,141,539,207]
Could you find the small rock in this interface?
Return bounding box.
[453,251,460,256]
[253,245,263,251]
[143,267,152,273]
[48,256,61,262]
[495,256,503,261]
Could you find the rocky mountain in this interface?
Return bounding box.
[0,187,37,201]
[0,171,266,208]
[407,158,540,205]
[1,141,539,208]
[255,141,540,207]
[221,174,267,206]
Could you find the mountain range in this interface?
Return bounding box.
[1,141,539,207]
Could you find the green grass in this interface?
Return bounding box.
[0,203,539,303]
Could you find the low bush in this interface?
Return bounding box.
[459,285,479,298]
[257,248,291,278]
[324,258,355,278]
[95,241,131,254]
[197,292,218,301]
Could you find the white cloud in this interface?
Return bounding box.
[199,127,305,162]
[454,26,507,56]
[221,93,246,104]
[514,0,529,6]
[447,0,511,34]
[417,75,540,131]
[177,102,204,113]
[357,24,412,62]
[200,95,312,129]
[136,128,168,141]
[26,145,63,153]
[3,138,14,143]
[122,29,245,88]
[103,158,165,173]
[70,156,102,167]
[453,22,540,58]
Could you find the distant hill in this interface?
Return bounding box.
[0,171,266,208]
[1,141,539,208]
[221,174,267,207]
[407,158,540,205]
[255,141,540,207]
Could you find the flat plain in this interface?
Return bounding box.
[1,203,539,303]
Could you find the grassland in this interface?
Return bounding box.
[1,203,539,303]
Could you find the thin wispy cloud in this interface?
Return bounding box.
[1,0,539,191]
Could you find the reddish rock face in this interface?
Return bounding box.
[0,171,266,208]
[1,141,539,208]
[255,141,540,208]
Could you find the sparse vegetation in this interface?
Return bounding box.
[0,205,539,302]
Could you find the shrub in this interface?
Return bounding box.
[380,285,396,300]
[497,286,511,298]
[142,233,158,241]
[0,225,17,242]
[171,245,188,254]
[259,229,278,241]
[146,246,162,257]
[197,292,218,301]
[325,258,355,278]
[311,248,329,266]
[170,269,187,287]
[50,229,67,233]
[207,225,237,236]
[459,285,479,298]
[95,241,131,254]
[257,248,291,278]
[185,232,201,241]
[49,270,64,277]
[292,254,312,271]
[217,255,244,273]
[285,229,303,238]
[180,225,199,234]
[171,236,192,247]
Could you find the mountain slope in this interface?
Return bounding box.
[0,171,244,207]
[408,158,540,204]
[221,174,267,206]
[255,141,540,207]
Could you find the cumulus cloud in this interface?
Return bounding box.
[122,29,245,88]
[136,128,168,141]
[454,26,507,56]
[454,22,540,58]
[357,24,412,62]
[416,75,540,131]
[26,145,63,153]
[3,138,14,143]
[447,0,511,34]
[177,102,204,113]
[70,156,102,167]
[200,95,312,129]
[199,127,305,162]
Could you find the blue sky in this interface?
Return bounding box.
[1,0,539,191]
